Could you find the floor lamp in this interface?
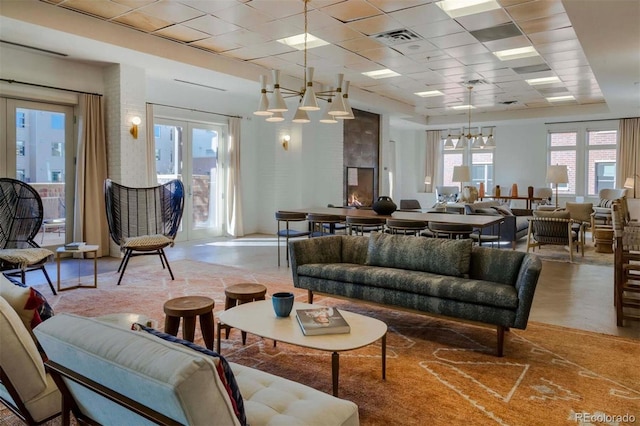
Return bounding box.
[546,165,568,209]
[452,165,471,201]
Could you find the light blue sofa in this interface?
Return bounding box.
[289,233,542,356]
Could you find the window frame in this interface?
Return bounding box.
[440,131,496,193]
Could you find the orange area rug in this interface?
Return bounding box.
[3,260,639,425]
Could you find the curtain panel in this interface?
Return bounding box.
[425,130,441,193]
[226,117,244,237]
[619,118,640,198]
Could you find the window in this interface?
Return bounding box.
[154,124,161,138]
[51,142,63,157]
[16,141,25,156]
[17,169,26,182]
[51,170,62,182]
[441,133,495,193]
[17,112,25,128]
[51,114,64,130]
[547,123,618,197]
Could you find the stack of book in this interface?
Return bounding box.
[295,307,350,336]
[64,242,86,250]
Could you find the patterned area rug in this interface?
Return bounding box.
[3,260,638,425]
[514,238,614,266]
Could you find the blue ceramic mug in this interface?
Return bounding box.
[272,292,295,317]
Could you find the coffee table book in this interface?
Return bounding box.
[295,307,351,336]
[64,242,86,250]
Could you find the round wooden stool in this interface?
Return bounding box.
[163,296,215,350]
[216,283,267,352]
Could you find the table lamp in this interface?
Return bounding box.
[452,166,470,189]
[424,175,431,192]
[624,176,636,198]
[545,165,568,208]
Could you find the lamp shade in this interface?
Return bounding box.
[452,165,470,183]
[424,176,432,185]
[545,165,568,184]
[624,177,635,189]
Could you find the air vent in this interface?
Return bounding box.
[464,79,489,86]
[499,100,518,105]
[371,29,423,46]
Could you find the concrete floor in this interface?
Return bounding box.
[38,233,640,340]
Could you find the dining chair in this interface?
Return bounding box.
[104,179,185,285]
[398,199,422,211]
[275,211,310,267]
[0,178,56,295]
[611,200,640,326]
[306,213,344,237]
[346,216,385,235]
[385,218,428,236]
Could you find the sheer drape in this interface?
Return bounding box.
[226,117,244,236]
[73,94,110,256]
[145,103,157,186]
[619,118,639,198]
[425,130,441,193]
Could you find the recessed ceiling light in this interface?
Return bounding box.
[525,76,561,86]
[493,46,539,61]
[435,0,501,18]
[414,90,444,97]
[277,33,329,50]
[546,95,575,102]
[452,104,475,110]
[362,69,400,79]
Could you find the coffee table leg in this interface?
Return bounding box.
[332,351,339,397]
[200,312,215,350]
[382,332,386,380]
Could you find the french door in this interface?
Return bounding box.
[1,98,75,248]
[154,119,225,240]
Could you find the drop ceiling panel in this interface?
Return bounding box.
[456,9,513,32]
[367,0,427,13]
[346,14,404,35]
[139,1,205,22]
[337,37,385,53]
[154,25,211,43]
[183,15,242,36]
[506,0,566,22]
[189,36,242,53]
[320,0,383,22]
[410,19,464,39]
[389,3,450,27]
[430,32,479,49]
[61,0,132,19]
[113,11,172,32]
[211,3,274,27]
[518,12,572,35]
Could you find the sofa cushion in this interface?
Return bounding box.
[0,296,61,423]
[34,314,241,426]
[366,233,472,277]
[533,210,570,219]
[492,205,514,216]
[1,274,53,331]
[133,324,247,426]
[296,264,518,309]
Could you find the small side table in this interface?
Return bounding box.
[594,228,614,253]
[164,296,215,350]
[56,245,99,292]
[216,283,267,353]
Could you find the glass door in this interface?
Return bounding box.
[1,98,74,248]
[154,119,224,240]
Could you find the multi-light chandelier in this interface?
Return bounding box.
[253,0,353,123]
[444,86,495,149]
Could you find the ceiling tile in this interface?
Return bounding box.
[469,22,523,43]
[446,43,490,58]
[113,11,172,32]
[518,12,571,34]
[337,36,386,53]
[211,29,271,48]
[189,36,242,53]
[456,8,512,32]
[482,34,532,52]
[528,26,577,45]
[427,57,465,70]
[183,15,242,36]
[506,0,566,22]
[458,52,501,66]
[367,0,426,13]
[534,38,583,54]
[177,0,240,15]
[320,0,383,22]
[244,0,305,19]
[153,24,211,43]
[113,0,155,8]
[391,39,439,56]
[430,32,478,49]
[410,19,464,39]
[139,0,205,22]
[61,0,131,19]
[357,46,405,62]
[347,14,404,36]
[310,22,365,43]
[211,2,274,27]
[389,3,450,27]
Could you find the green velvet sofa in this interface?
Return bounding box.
[289,233,542,356]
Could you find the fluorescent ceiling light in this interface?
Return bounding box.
[525,76,561,85]
[452,104,475,110]
[277,33,329,50]
[435,0,501,18]
[546,95,575,102]
[493,46,539,61]
[362,69,401,79]
[414,90,444,97]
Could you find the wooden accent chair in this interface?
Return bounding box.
[611,200,640,326]
[0,178,55,295]
[104,179,185,285]
[526,211,583,262]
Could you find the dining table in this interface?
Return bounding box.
[284,207,504,243]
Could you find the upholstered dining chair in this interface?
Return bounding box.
[526,211,583,262]
[104,179,185,285]
[275,211,310,267]
[0,178,56,295]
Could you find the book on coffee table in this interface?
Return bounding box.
[295,307,350,336]
[64,242,86,250]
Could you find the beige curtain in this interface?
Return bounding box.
[145,103,157,186]
[425,130,441,193]
[73,94,110,256]
[226,117,244,236]
[619,118,640,198]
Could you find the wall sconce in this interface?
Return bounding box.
[130,116,141,139]
[282,134,290,151]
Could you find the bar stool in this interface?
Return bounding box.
[275,211,310,267]
[346,216,385,235]
[428,222,474,239]
[307,213,344,237]
[216,283,267,352]
[385,218,428,236]
[163,296,215,350]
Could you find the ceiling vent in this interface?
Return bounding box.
[499,100,518,105]
[371,29,423,46]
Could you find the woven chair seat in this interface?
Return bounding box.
[122,234,174,250]
[0,248,53,270]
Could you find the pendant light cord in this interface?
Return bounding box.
[303,0,309,87]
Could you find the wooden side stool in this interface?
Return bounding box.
[216,283,267,353]
[163,296,215,350]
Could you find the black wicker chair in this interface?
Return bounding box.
[104,179,185,285]
[0,178,56,294]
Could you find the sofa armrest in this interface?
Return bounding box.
[512,254,542,329]
[289,236,343,286]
